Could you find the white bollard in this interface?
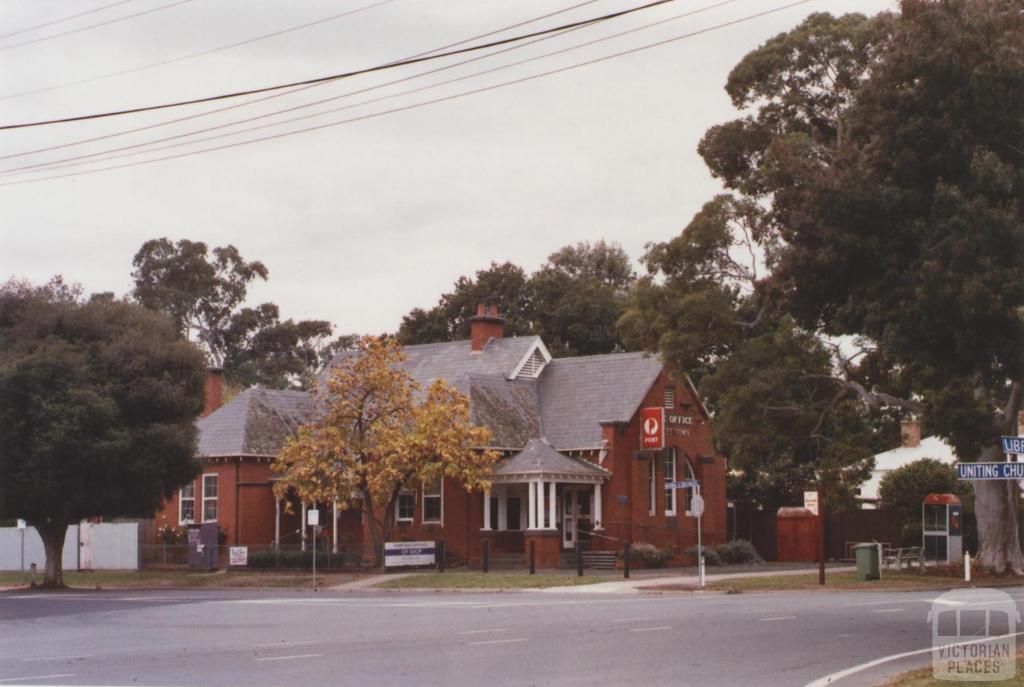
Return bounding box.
[965,552,971,583]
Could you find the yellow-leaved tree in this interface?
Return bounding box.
[272,336,499,566]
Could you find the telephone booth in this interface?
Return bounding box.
[922,493,962,563]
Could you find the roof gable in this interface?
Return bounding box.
[537,351,664,449]
[492,438,609,480]
[197,388,308,457]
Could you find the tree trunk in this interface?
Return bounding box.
[974,444,1024,575]
[362,492,385,568]
[34,521,68,588]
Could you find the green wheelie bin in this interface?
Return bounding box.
[853,543,880,581]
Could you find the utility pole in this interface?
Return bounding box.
[818,486,825,586]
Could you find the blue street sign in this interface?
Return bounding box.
[1001,436,1024,455]
[958,462,1024,480]
[669,479,699,489]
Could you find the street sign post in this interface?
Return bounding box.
[1001,436,1024,455]
[669,479,704,589]
[308,508,320,590]
[957,463,1024,480]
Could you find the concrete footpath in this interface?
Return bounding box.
[540,564,856,593]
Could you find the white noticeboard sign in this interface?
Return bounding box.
[229,546,248,566]
[16,519,26,530]
[689,494,705,518]
[307,509,319,527]
[804,491,819,515]
[384,541,436,568]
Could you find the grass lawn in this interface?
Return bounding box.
[374,571,611,589]
[643,571,1024,594]
[883,653,1024,686]
[0,569,372,590]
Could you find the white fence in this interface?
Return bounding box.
[0,522,138,571]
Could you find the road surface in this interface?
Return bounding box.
[3,585,1021,686]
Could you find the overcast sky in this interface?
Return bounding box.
[0,0,895,335]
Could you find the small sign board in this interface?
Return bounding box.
[307,509,320,527]
[229,546,248,566]
[640,407,665,450]
[384,541,436,568]
[689,494,705,518]
[958,462,1024,480]
[804,491,819,515]
[16,519,25,530]
[669,479,699,489]
[1001,436,1024,455]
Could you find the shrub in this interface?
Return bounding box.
[714,539,764,565]
[156,524,186,544]
[686,545,722,566]
[628,541,674,567]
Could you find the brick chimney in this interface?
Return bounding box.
[469,303,505,353]
[900,420,921,448]
[203,368,224,417]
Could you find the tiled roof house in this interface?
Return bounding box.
[155,305,725,568]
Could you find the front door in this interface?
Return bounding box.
[561,488,592,549]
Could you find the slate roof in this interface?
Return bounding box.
[537,351,663,449]
[327,336,541,389]
[493,438,609,478]
[197,388,309,457]
[198,338,668,459]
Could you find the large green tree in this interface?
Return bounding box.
[624,2,1024,571]
[0,279,206,586]
[397,242,635,356]
[132,238,337,389]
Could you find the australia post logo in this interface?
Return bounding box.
[641,407,664,450]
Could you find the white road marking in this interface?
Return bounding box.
[629,626,673,632]
[254,640,323,648]
[760,616,797,621]
[804,630,1024,687]
[467,638,529,646]
[612,617,653,623]
[873,608,904,613]
[20,655,92,662]
[254,653,323,662]
[838,599,924,608]
[456,629,506,636]
[0,674,75,683]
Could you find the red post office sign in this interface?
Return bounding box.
[641,407,664,450]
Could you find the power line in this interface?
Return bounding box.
[0,0,196,52]
[0,0,135,40]
[0,0,679,131]
[1,0,742,176]
[0,0,401,102]
[0,0,816,187]
[0,0,604,162]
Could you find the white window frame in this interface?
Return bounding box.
[178,481,195,525]
[422,478,443,525]
[396,490,415,522]
[683,459,696,516]
[201,474,218,523]
[648,458,656,516]
[663,449,677,516]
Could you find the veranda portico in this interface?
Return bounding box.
[481,439,609,556]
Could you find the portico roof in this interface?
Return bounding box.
[491,438,609,483]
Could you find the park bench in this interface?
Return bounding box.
[883,545,923,571]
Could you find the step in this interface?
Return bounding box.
[559,551,617,570]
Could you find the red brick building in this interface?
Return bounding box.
[155,307,725,567]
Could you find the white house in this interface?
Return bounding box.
[858,421,957,508]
